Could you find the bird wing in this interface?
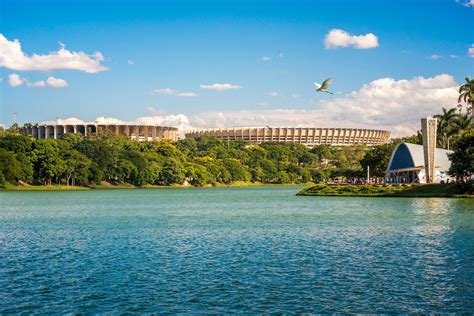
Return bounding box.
[314,82,322,89]
[320,77,333,90]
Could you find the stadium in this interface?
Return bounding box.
[185,127,390,146]
[20,123,179,142]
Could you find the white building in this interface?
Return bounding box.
[385,143,453,184]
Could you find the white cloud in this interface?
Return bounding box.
[0,33,107,73]
[13,75,69,88]
[153,88,177,95]
[152,88,197,97]
[177,92,197,97]
[8,73,24,87]
[261,56,271,62]
[41,75,457,138]
[46,76,68,88]
[468,44,474,58]
[200,83,241,91]
[134,114,192,132]
[429,54,442,60]
[456,0,474,6]
[94,116,126,125]
[324,29,379,49]
[267,91,278,96]
[28,80,46,87]
[190,74,458,137]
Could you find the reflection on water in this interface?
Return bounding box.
[0,187,473,313]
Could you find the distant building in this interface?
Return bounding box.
[20,123,178,142]
[185,127,390,147]
[385,143,453,184]
[385,116,454,184]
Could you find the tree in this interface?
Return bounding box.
[158,158,185,185]
[310,145,334,166]
[452,112,472,134]
[458,77,474,122]
[0,134,34,153]
[0,149,22,183]
[122,151,149,186]
[360,143,394,177]
[434,107,457,149]
[186,163,213,186]
[222,158,251,182]
[310,169,330,182]
[32,140,65,185]
[62,149,92,186]
[448,128,473,181]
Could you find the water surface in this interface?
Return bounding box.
[1,187,473,313]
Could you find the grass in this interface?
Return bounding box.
[0,181,307,191]
[1,182,90,191]
[297,183,473,198]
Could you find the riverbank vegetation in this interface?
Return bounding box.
[297,183,473,198]
[0,132,377,189]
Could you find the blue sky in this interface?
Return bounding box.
[0,0,473,135]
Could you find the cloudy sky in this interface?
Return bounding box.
[0,0,473,136]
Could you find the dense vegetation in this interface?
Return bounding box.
[0,126,471,189]
[298,183,473,197]
[0,131,374,188]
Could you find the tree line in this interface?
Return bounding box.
[0,126,471,188]
[0,130,373,187]
[1,75,472,188]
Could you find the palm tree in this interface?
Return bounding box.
[453,112,472,133]
[458,77,474,122]
[434,107,457,150]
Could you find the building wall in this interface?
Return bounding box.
[20,124,179,142]
[185,127,390,146]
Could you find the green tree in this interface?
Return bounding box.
[158,158,185,185]
[0,149,22,183]
[32,140,65,185]
[123,150,149,186]
[16,152,34,181]
[0,134,34,153]
[360,143,394,177]
[62,149,92,186]
[434,107,457,149]
[448,128,473,180]
[310,169,330,182]
[458,77,474,122]
[222,158,251,182]
[186,163,213,186]
[452,111,472,134]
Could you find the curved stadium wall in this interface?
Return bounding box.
[185,127,390,146]
[20,124,178,142]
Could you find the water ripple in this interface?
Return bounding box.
[0,187,473,313]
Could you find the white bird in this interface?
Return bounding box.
[314,78,333,95]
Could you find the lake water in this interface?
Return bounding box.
[1,186,473,313]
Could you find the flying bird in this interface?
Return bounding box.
[314,78,333,95]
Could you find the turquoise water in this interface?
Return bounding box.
[1,186,473,313]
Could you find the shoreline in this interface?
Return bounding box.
[0,182,306,192]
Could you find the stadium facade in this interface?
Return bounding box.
[20,123,178,142]
[185,127,390,146]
